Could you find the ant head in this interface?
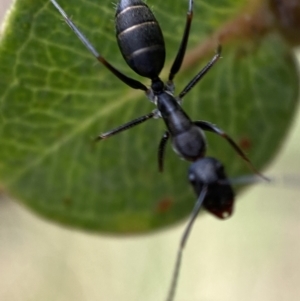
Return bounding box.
[188,157,235,219]
[188,157,225,184]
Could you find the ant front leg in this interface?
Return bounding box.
[194,120,269,181]
[158,131,170,172]
[167,0,194,89]
[95,111,156,141]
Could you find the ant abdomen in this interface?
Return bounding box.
[115,0,166,78]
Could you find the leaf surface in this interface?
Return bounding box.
[0,0,298,233]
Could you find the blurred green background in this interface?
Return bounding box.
[1,1,300,301]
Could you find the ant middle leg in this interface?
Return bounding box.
[95,111,156,141]
[158,131,170,172]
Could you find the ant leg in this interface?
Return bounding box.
[95,112,155,141]
[167,0,194,86]
[194,121,269,181]
[178,46,222,99]
[166,185,208,301]
[158,131,170,172]
[50,0,148,92]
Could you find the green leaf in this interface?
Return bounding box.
[0,0,298,233]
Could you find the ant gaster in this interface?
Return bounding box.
[50,0,267,179]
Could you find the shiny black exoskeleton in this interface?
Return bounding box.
[50,0,265,179]
[115,0,165,78]
[188,157,235,219]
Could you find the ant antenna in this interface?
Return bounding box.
[166,185,208,301]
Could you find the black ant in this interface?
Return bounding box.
[50,0,267,179]
[50,1,270,300]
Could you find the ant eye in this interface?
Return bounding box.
[188,173,196,183]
